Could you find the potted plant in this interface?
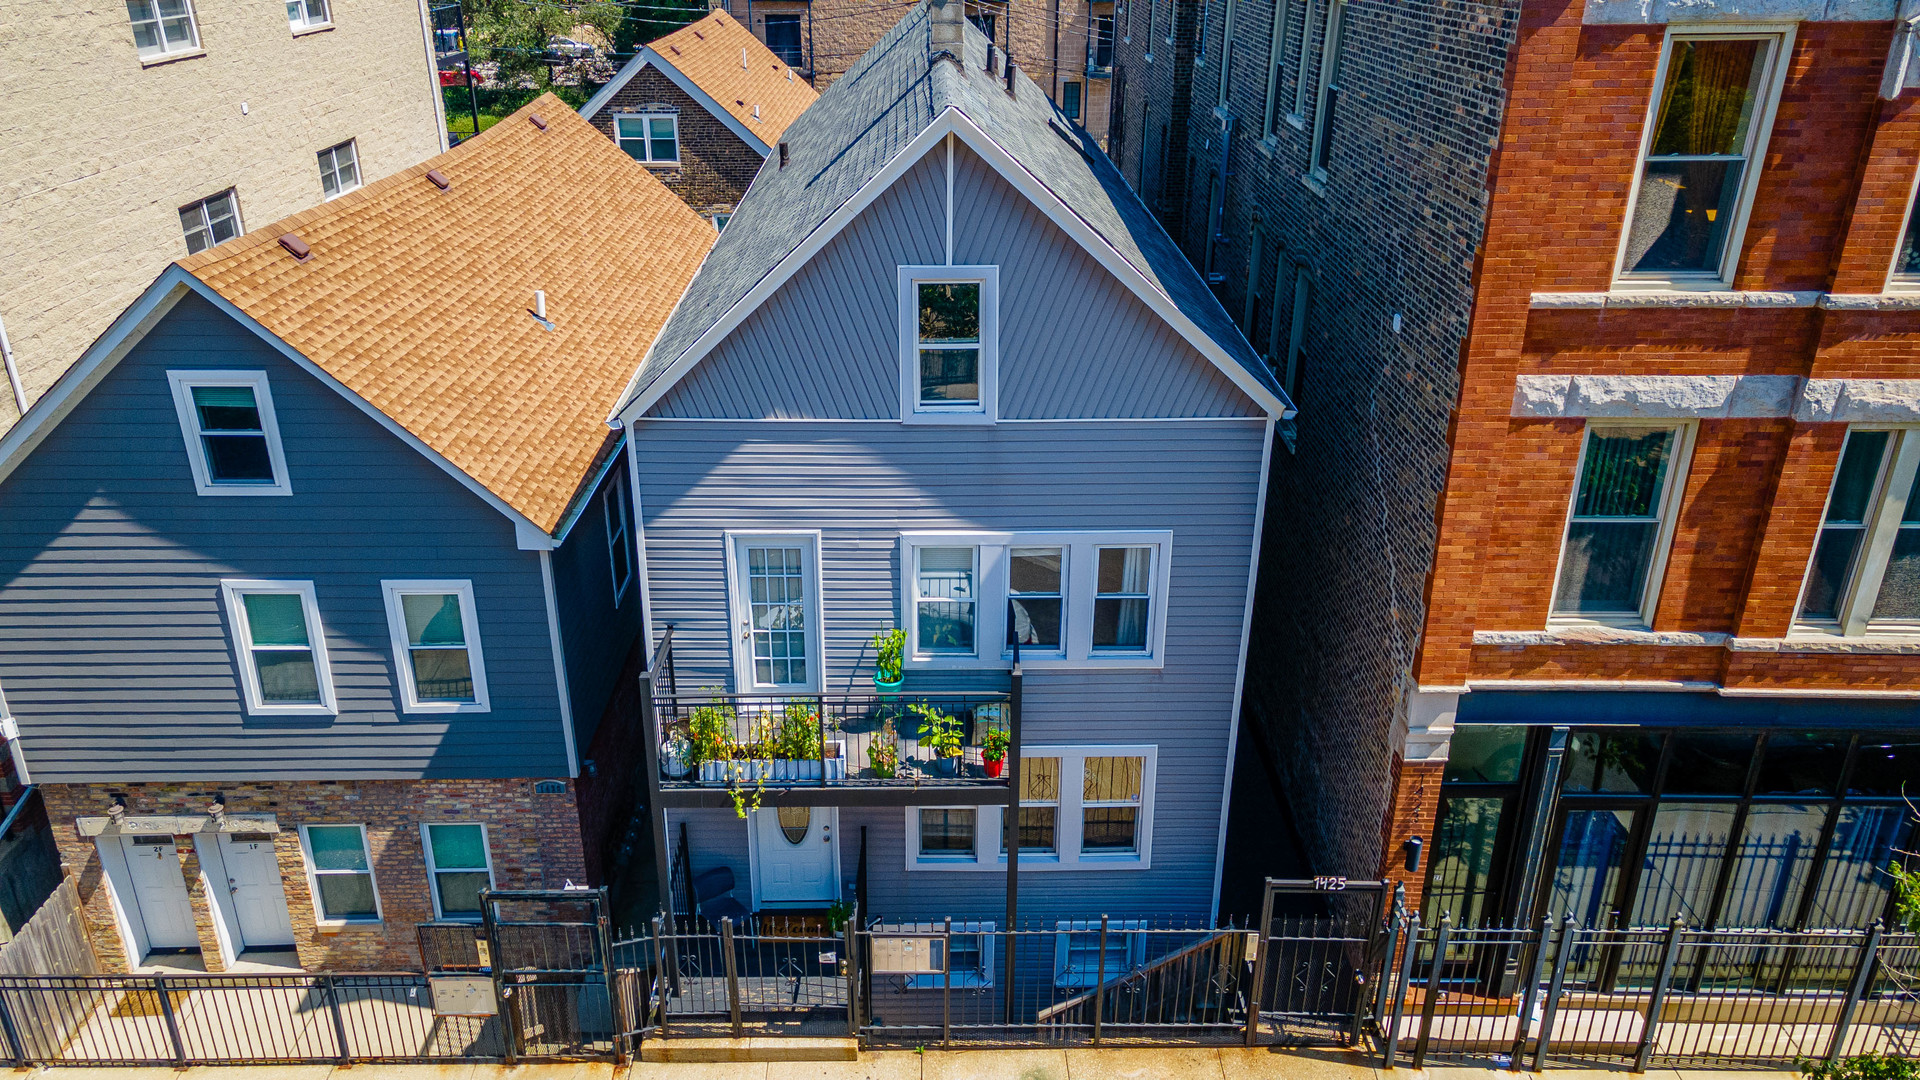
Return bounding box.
[910,702,964,778]
[687,701,738,783]
[868,718,900,779]
[982,726,1009,779]
[871,628,906,693]
[769,702,845,781]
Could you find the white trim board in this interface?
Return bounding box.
[0,265,558,550]
[615,106,1292,426]
[579,46,774,156]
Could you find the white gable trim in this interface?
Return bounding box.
[0,265,557,550]
[579,46,773,157]
[615,107,1290,424]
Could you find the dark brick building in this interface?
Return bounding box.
[1113,0,1920,932]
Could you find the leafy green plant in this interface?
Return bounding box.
[723,760,764,819]
[1800,1055,1920,1080]
[910,702,963,759]
[685,701,737,770]
[981,725,1010,765]
[772,702,824,760]
[868,719,900,778]
[826,899,855,933]
[872,628,906,682]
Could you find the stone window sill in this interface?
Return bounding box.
[1531,290,1820,310]
[1475,628,1727,648]
[292,22,336,37]
[141,48,206,68]
[316,921,385,935]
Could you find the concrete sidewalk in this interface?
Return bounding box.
[12,1052,1803,1080]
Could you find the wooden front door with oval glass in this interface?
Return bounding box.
[750,806,839,907]
[218,832,296,950]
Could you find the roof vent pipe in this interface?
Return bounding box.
[535,290,547,319]
[753,104,761,119]
[778,141,789,167]
[742,46,749,68]
[929,0,965,53]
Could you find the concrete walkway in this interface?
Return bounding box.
[12,1052,1804,1080]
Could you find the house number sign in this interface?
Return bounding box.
[1312,876,1349,891]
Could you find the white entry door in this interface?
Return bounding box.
[729,536,822,692]
[751,806,839,907]
[118,836,199,951]
[218,832,296,949]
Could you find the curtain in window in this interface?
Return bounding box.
[1623,39,1764,273]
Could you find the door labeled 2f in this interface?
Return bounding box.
[117,835,200,951]
[728,534,823,692]
[218,832,296,949]
[751,806,839,907]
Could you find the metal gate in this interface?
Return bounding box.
[651,914,853,1038]
[478,889,622,1062]
[1244,877,1392,1047]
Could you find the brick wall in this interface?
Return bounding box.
[43,778,586,972]
[1107,0,1203,242]
[586,66,764,217]
[0,0,445,431]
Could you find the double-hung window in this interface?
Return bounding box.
[901,533,1169,667]
[318,140,359,200]
[288,0,329,31]
[907,746,1155,870]
[1890,175,1920,291]
[128,0,198,58]
[605,477,634,605]
[898,267,998,422]
[422,823,494,920]
[614,114,679,163]
[381,581,490,713]
[1550,424,1693,627]
[179,190,241,254]
[1262,0,1292,137]
[1795,428,1920,637]
[221,581,336,715]
[300,824,380,925]
[1617,31,1786,286]
[1306,0,1344,179]
[167,371,292,495]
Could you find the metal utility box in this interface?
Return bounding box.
[869,935,946,975]
[428,975,499,1016]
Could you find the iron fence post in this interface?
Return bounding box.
[0,980,26,1068]
[652,912,671,1037]
[598,886,624,1064]
[153,975,187,1067]
[1825,920,1882,1063]
[1507,916,1550,1070]
[1633,915,1686,1074]
[1093,913,1108,1046]
[844,914,859,1038]
[1381,912,1419,1070]
[1411,914,1450,1069]
[482,891,517,1065]
[322,973,352,1065]
[721,916,743,1039]
[943,916,953,1047]
[1533,916,1575,1072]
[1245,879,1276,1047]
[1373,882,1405,1029]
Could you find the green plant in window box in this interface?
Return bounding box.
[872,628,906,692]
[910,702,964,778]
[868,718,900,779]
[685,699,738,777]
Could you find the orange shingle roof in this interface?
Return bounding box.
[648,10,817,145]
[179,94,715,535]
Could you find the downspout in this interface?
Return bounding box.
[1051,0,1061,100]
[0,313,27,417]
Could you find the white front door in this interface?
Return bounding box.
[751,806,839,906]
[118,836,199,951]
[218,833,296,949]
[729,536,822,692]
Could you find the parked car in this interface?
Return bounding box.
[546,36,594,59]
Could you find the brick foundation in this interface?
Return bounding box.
[42,778,586,973]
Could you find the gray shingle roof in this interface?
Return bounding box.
[615,0,1287,416]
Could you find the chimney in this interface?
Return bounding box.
[929,0,964,54]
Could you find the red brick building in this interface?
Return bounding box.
[1114,0,1920,929]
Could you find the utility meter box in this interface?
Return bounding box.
[870,935,945,975]
[429,975,498,1016]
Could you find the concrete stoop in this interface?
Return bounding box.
[637,1036,860,1063]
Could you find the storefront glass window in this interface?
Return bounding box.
[1664,734,1755,796]
[1848,739,1920,796]
[1446,726,1526,784]
[1549,808,1634,928]
[1632,802,1738,927]
[1564,731,1663,793]
[1427,796,1507,926]
[1756,733,1847,796]
[1806,804,1909,929]
[1717,804,1827,929]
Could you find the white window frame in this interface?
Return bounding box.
[1791,426,1920,638]
[318,139,359,200]
[1053,919,1148,988]
[220,579,337,717]
[605,478,634,606]
[179,189,242,255]
[904,745,1157,871]
[287,0,331,33]
[725,531,825,693]
[380,580,491,714]
[1611,26,1793,292]
[1547,421,1696,631]
[419,822,496,922]
[912,806,980,863]
[897,266,999,424]
[167,371,292,496]
[873,920,998,988]
[297,823,382,927]
[900,532,1171,670]
[128,0,199,59]
[614,112,680,164]
[1884,165,1920,294]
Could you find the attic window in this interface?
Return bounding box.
[616,114,679,164]
[899,266,999,425]
[166,370,293,496]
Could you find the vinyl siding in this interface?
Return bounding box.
[634,419,1265,920]
[647,143,1260,421]
[551,456,646,753]
[0,292,572,783]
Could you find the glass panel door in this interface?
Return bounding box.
[1425,795,1509,927]
[734,540,817,690]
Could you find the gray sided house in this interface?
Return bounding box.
[614,0,1290,959]
[0,99,715,972]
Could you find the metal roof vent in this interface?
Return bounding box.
[426,169,451,190]
[530,289,555,331]
[278,233,312,261]
[778,141,789,168]
[529,113,548,131]
[742,46,748,68]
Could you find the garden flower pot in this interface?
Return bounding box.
[985,757,1004,779]
[874,672,904,694]
[930,755,959,778]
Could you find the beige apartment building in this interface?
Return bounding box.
[0,0,446,428]
[718,0,1114,142]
